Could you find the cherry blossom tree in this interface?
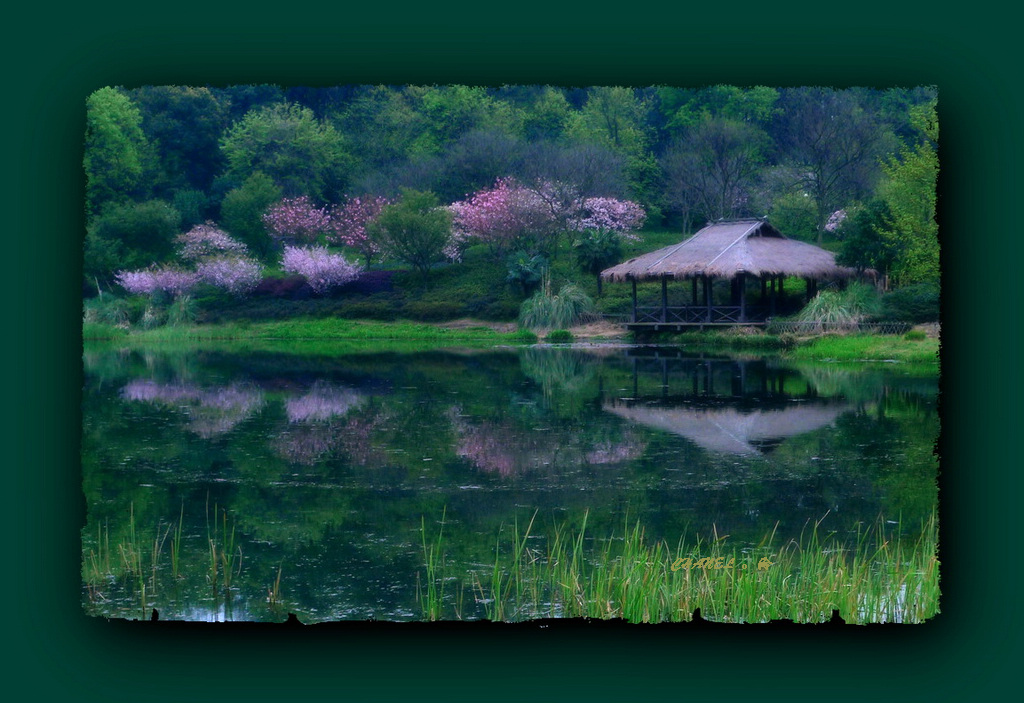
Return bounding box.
[115,266,199,297]
[175,222,250,261]
[569,196,646,294]
[329,195,391,266]
[280,245,361,295]
[196,255,263,296]
[448,178,561,259]
[262,196,332,244]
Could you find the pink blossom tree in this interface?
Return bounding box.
[280,245,361,295]
[568,197,646,294]
[448,178,562,260]
[196,255,264,296]
[328,195,391,267]
[262,196,333,244]
[175,222,250,261]
[115,266,200,297]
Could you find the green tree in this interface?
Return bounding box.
[220,102,351,201]
[877,101,939,286]
[777,88,887,243]
[368,189,453,287]
[662,118,770,223]
[83,87,151,217]
[132,85,229,194]
[836,199,897,279]
[220,172,283,260]
[86,199,182,277]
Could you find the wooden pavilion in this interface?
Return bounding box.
[600,218,856,330]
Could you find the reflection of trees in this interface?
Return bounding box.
[520,348,597,397]
[285,381,366,423]
[448,407,646,477]
[121,379,265,438]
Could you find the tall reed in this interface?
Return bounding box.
[421,510,939,624]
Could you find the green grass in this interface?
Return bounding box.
[83,317,538,348]
[787,333,939,364]
[421,511,940,624]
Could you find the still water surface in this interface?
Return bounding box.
[81,345,938,621]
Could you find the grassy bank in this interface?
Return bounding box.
[421,511,940,624]
[640,329,940,365]
[83,318,538,348]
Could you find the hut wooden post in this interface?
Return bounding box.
[631,278,638,323]
[704,275,713,322]
[769,277,777,317]
[660,276,668,323]
[739,273,747,322]
[691,277,698,307]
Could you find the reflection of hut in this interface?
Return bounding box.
[603,400,848,456]
[601,219,855,329]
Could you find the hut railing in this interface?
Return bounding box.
[634,305,769,324]
[765,320,914,335]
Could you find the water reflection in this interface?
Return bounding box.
[602,351,849,456]
[82,345,938,622]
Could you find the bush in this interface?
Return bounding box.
[403,301,464,321]
[545,329,574,343]
[519,282,598,331]
[875,283,940,323]
[904,329,927,341]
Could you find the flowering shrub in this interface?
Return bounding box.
[175,222,249,261]
[569,197,646,239]
[196,255,263,296]
[280,245,361,294]
[263,196,332,243]
[115,267,199,296]
[329,195,391,265]
[825,209,848,233]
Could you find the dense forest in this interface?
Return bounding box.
[83,84,938,322]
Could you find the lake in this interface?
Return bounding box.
[81,344,939,622]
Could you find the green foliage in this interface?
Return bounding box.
[166,294,198,326]
[876,282,940,323]
[505,251,548,294]
[172,189,211,229]
[368,189,453,286]
[544,329,573,343]
[84,87,151,216]
[836,199,897,274]
[794,282,881,325]
[87,199,182,275]
[518,280,597,331]
[877,100,939,286]
[904,329,927,341]
[220,102,351,201]
[768,191,818,241]
[219,172,282,259]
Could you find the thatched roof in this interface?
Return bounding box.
[603,400,848,456]
[601,218,856,282]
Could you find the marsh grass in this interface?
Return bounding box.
[421,511,939,624]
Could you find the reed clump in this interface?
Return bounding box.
[421,510,939,624]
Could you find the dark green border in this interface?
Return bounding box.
[6,3,1020,700]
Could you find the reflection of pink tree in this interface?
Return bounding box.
[583,430,647,465]
[285,382,365,423]
[121,379,265,438]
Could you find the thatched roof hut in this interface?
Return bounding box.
[601,219,855,282]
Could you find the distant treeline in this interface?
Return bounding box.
[84,84,938,291]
